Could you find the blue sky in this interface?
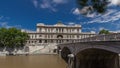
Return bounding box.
[0,0,120,32]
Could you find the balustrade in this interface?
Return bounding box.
[79,33,120,42]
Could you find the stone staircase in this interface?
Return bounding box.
[29,46,45,54]
[31,43,57,54]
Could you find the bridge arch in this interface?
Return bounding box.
[61,47,72,62]
[75,48,119,68]
[74,44,120,55]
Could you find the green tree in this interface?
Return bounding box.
[0,27,29,48]
[77,0,109,14]
[99,29,110,34]
[0,28,9,47]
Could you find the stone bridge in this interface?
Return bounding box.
[57,33,120,68]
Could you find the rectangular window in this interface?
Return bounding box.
[39,40,42,43]
[39,35,41,37]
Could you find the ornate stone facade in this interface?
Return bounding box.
[24,22,96,45]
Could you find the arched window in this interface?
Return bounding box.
[57,35,63,39]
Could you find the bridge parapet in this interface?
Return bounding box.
[78,33,120,42]
[57,33,120,46]
[57,33,120,55]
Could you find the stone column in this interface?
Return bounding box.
[68,54,75,68]
[42,40,44,43]
[36,28,40,32]
[64,28,66,33]
[59,50,62,58]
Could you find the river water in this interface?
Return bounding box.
[0,55,67,68]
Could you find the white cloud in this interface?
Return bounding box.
[86,12,97,18]
[0,22,33,32]
[79,6,93,15]
[72,6,95,18]
[40,0,57,12]
[0,22,21,28]
[111,21,120,29]
[0,22,8,27]
[0,16,10,21]
[72,8,80,15]
[32,0,38,8]
[52,0,68,4]
[0,22,12,28]
[110,0,120,6]
[0,16,10,28]
[84,9,120,24]
[32,0,69,12]
[68,22,75,25]
[79,8,120,32]
[0,16,21,28]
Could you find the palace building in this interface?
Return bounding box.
[23,22,96,45]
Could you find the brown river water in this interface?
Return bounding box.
[0,55,67,68]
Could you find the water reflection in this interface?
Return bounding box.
[0,55,67,68]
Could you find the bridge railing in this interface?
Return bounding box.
[79,33,120,42]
